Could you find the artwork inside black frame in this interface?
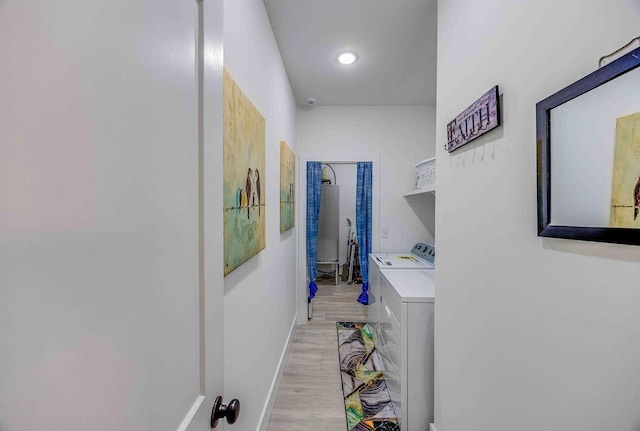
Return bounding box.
[536,47,640,245]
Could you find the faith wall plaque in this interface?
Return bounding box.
[445,86,500,153]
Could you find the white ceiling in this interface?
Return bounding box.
[263,0,438,107]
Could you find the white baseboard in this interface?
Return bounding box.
[429,423,438,431]
[256,313,297,431]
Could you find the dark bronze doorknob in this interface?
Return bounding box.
[211,396,240,428]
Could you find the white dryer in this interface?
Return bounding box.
[368,243,435,331]
[377,269,435,431]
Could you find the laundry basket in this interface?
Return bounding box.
[415,157,436,189]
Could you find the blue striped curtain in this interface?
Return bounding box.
[356,162,373,305]
[306,162,323,300]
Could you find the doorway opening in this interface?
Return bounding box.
[296,154,380,324]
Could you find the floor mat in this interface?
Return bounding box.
[336,322,400,431]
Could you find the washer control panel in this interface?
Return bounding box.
[411,242,435,266]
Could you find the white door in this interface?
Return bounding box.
[0,1,229,430]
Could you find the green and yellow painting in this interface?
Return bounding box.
[280,141,295,232]
[610,112,640,228]
[223,69,266,276]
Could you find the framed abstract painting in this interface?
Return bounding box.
[280,141,295,232]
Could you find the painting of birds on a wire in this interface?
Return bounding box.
[280,141,295,232]
[223,69,266,276]
[610,112,640,228]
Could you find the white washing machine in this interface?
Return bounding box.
[368,243,435,331]
[377,269,435,431]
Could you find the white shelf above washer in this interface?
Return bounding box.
[403,184,435,196]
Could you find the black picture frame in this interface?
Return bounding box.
[536,47,640,245]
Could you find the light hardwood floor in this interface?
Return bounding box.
[266,277,368,430]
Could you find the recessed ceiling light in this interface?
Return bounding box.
[336,50,358,65]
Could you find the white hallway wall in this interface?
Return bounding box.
[223,1,298,429]
[435,1,640,431]
[297,106,436,252]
